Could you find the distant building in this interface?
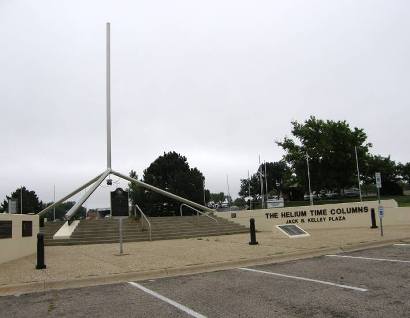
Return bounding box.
[86,208,110,219]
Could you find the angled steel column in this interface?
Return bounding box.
[65,169,111,221]
[111,170,214,214]
[38,173,104,217]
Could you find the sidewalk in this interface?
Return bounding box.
[0,225,409,295]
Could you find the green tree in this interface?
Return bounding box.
[362,155,402,195]
[42,201,87,220]
[232,197,246,208]
[209,192,225,204]
[239,161,293,200]
[1,187,43,213]
[399,162,410,185]
[128,152,205,216]
[277,116,371,194]
[128,170,145,209]
[204,189,211,204]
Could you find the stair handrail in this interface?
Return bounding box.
[135,204,152,241]
[179,203,218,224]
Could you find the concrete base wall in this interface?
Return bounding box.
[216,200,409,232]
[0,214,39,265]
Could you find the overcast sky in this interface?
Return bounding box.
[1,0,409,209]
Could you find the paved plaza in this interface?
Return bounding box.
[1,244,409,317]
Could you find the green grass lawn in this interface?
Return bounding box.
[284,195,410,208]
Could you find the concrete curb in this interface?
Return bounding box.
[1,237,408,296]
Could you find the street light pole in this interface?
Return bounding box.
[259,155,264,209]
[226,174,231,210]
[53,184,56,221]
[355,146,363,202]
[306,153,313,206]
[20,186,23,214]
[203,178,206,206]
[248,170,252,210]
[264,161,268,206]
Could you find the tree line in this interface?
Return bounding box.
[240,116,409,203]
[0,187,85,219]
[2,117,409,216]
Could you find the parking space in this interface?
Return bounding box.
[0,283,189,318]
[1,245,409,317]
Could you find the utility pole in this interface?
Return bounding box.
[306,153,313,206]
[355,146,362,202]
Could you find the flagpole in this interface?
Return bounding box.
[306,153,313,206]
[355,146,363,202]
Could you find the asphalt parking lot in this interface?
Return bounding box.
[1,244,409,318]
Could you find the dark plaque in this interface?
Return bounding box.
[22,221,32,237]
[0,221,12,239]
[110,188,129,217]
[277,224,309,237]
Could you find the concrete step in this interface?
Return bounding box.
[45,229,248,246]
[50,228,248,242]
[44,215,247,246]
[70,227,245,239]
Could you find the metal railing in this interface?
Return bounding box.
[179,203,218,224]
[135,204,152,241]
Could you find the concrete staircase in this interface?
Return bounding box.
[43,215,248,246]
[40,221,66,242]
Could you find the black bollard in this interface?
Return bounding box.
[370,208,378,229]
[36,233,46,270]
[249,218,258,245]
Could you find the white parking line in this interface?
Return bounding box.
[238,267,367,292]
[326,254,410,263]
[128,282,207,318]
[394,243,410,246]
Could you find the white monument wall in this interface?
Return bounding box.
[216,200,409,231]
[0,213,39,265]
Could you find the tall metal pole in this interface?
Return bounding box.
[264,161,268,205]
[203,178,206,206]
[306,153,313,206]
[355,146,362,202]
[20,185,23,214]
[259,155,263,209]
[226,175,231,210]
[106,22,112,169]
[119,218,123,254]
[53,184,56,221]
[377,186,383,236]
[248,170,251,210]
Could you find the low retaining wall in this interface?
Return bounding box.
[216,200,409,231]
[0,213,39,265]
